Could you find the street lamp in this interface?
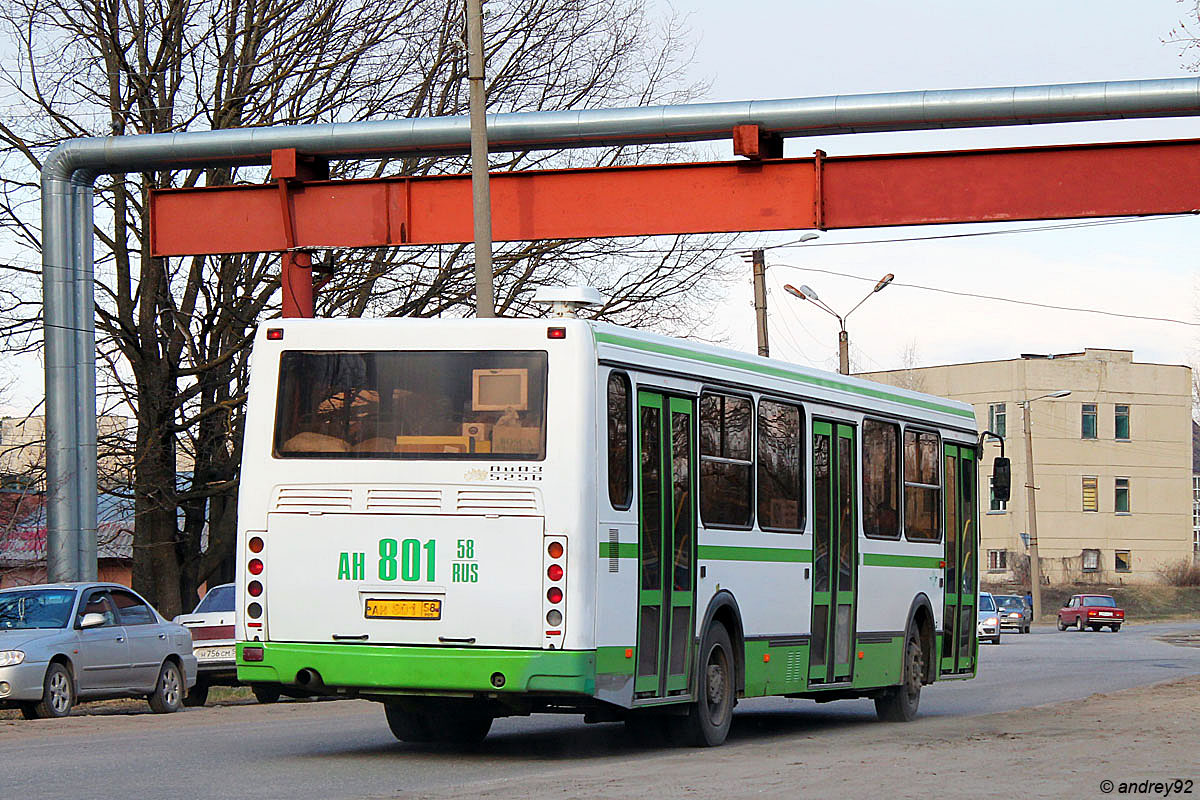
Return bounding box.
[1021,389,1071,624]
[783,273,894,374]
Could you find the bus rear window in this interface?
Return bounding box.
[273,351,547,460]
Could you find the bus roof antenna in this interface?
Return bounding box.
[531,286,606,318]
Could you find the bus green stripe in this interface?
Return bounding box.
[600,542,812,563]
[598,541,639,559]
[593,331,974,420]
[862,553,944,569]
[698,545,812,563]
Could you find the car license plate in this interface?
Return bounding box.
[365,598,442,620]
[195,646,235,662]
[1098,611,1112,616]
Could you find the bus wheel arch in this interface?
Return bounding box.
[906,593,936,685]
[698,591,745,697]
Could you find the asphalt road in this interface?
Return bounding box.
[2,621,1197,800]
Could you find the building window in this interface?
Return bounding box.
[1081,404,1097,439]
[1082,548,1100,572]
[606,372,631,509]
[988,476,1007,513]
[1194,475,1200,554]
[756,399,804,532]
[903,428,941,542]
[699,391,753,527]
[986,549,1007,571]
[863,419,901,539]
[1114,477,1130,514]
[987,403,1006,438]
[1114,404,1130,441]
[1115,550,1132,572]
[1082,476,1098,512]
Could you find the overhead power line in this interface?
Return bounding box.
[771,263,1199,328]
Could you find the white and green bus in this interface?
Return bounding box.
[235,311,999,746]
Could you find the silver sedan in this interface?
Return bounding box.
[0,582,197,718]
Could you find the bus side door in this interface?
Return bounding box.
[809,419,858,686]
[634,391,696,700]
[940,443,978,676]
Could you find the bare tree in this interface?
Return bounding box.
[893,339,927,393]
[0,0,738,615]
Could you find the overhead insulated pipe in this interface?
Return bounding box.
[40,76,1200,579]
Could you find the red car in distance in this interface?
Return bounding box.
[1057,594,1125,632]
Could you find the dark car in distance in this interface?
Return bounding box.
[994,594,1032,634]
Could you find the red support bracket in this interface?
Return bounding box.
[272,148,329,318]
[813,148,827,230]
[732,124,784,160]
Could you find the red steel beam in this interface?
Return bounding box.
[149,139,1200,257]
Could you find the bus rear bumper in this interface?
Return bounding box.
[236,642,595,696]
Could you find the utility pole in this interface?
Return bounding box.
[750,249,769,357]
[1022,398,1043,624]
[465,0,495,318]
[837,330,849,375]
[1021,389,1069,624]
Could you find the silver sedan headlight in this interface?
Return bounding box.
[0,650,25,667]
[985,617,999,627]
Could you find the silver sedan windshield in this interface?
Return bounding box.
[0,589,77,629]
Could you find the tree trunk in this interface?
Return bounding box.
[131,366,183,618]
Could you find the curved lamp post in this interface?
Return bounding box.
[784,273,894,374]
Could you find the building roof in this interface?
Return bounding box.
[858,347,1188,376]
[0,491,134,564]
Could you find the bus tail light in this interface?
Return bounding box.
[244,532,267,641]
[542,535,566,649]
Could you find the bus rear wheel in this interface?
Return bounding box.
[251,684,282,704]
[384,704,434,742]
[432,711,493,746]
[875,633,923,722]
[671,622,735,747]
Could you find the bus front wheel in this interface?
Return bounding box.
[672,622,735,747]
[875,633,923,722]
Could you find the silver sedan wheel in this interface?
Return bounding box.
[149,661,184,714]
[48,669,72,715]
[161,667,181,707]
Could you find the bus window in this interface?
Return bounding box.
[607,373,632,509]
[699,392,752,527]
[273,350,547,460]
[757,399,804,531]
[903,429,941,542]
[862,419,900,539]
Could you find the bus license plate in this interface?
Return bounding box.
[364,598,442,620]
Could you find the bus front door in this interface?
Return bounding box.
[809,420,858,686]
[940,443,978,676]
[635,391,697,701]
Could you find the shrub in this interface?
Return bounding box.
[1157,558,1200,587]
